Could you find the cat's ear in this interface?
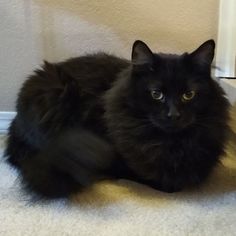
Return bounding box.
[190,40,215,67]
[132,40,154,66]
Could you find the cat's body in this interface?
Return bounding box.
[6,54,130,198]
[5,40,230,198]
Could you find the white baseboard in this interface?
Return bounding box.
[219,79,236,104]
[0,112,16,134]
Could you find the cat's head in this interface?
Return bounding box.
[128,39,220,133]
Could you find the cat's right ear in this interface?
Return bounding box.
[131,40,154,66]
[189,40,215,68]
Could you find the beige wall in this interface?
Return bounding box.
[0,0,219,111]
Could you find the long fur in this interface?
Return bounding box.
[5,42,230,198]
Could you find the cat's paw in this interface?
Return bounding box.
[158,185,182,193]
[148,181,183,193]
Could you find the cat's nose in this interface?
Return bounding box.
[167,108,181,120]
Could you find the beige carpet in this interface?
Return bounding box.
[1,110,236,236]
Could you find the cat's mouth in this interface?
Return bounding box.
[149,115,193,133]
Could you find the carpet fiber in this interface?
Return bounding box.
[1,112,236,235]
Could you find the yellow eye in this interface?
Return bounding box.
[151,90,164,100]
[182,91,195,101]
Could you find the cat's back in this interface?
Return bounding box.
[60,53,129,77]
[59,53,130,91]
[18,53,129,108]
[14,53,129,140]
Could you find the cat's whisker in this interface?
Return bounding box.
[192,122,220,130]
[195,119,226,125]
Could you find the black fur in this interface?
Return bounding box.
[5,40,230,198]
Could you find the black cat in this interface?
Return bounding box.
[5,40,230,198]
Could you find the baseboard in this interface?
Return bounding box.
[0,112,16,134]
[219,79,236,104]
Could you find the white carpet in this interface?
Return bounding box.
[1,126,236,236]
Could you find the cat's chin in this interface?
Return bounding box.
[149,116,191,133]
[159,124,185,133]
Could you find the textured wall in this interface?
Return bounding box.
[0,0,219,111]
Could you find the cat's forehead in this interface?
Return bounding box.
[153,53,187,70]
[149,53,197,90]
[156,53,182,60]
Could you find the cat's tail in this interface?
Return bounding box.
[5,127,117,199]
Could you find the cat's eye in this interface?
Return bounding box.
[182,91,196,101]
[151,90,164,100]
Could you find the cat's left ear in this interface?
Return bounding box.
[132,40,154,66]
[190,40,215,67]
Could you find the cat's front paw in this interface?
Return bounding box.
[148,181,183,193]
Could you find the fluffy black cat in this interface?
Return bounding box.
[5,40,230,199]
